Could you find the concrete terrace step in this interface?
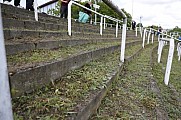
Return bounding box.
[8,40,142,98]
[2,17,121,36]
[6,37,123,55]
[12,42,143,119]
[4,28,122,40]
[1,4,121,35]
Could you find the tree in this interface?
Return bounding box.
[48,0,132,26]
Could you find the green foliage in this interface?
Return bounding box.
[169,26,181,33]
[97,2,132,26]
[48,1,132,26]
[47,1,61,17]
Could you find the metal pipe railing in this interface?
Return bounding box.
[34,0,38,21]
[68,1,104,36]
[142,27,178,86]
[68,1,122,37]
[101,0,127,62]
[0,4,13,120]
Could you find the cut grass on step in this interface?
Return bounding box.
[13,43,142,120]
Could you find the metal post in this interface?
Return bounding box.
[120,18,127,62]
[158,34,160,41]
[135,27,138,37]
[0,5,13,120]
[68,1,72,36]
[94,0,97,25]
[147,28,151,44]
[164,39,174,85]
[34,0,38,21]
[100,16,103,35]
[158,40,164,63]
[151,33,154,44]
[104,17,106,29]
[139,16,142,37]
[116,21,118,38]
[142,28,146,48]
[177,42,181,61]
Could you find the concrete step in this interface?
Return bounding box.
[3,28,123,40]
[6,38,123,55]
[11,42,143,119]
[2,17,121,35]
[8,40,142,98]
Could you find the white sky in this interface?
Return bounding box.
[112,0,181,29]
[1,0,180,29]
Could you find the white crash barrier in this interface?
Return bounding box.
[177,42,181,61]
[142,28,147,48]
[147,28,152,44]
[157,39,168,63]
[164,39,175,85]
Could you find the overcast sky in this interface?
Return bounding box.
[1,0,180,29]
[112,0,181,29]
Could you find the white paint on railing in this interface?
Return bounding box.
[103,17,106,29]
[147,28,151,44]
[177,42,181,61]
[140,27,142,38]
[116,21,118,38]
[164,39,174,85]
[0,5,13,120]
[68,1,72,36]
[120,23,127,62]
[157,40,165,63]
[158,34,160,41]
[34,0,38,21]
[104,15,121,37]
[68,1,121,37]
[142,28,146,48]
[151,32,154,44]
[100,16,103,35]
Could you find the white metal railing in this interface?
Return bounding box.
[142,28,155,48]
[159,38,175,85]
[104,15,122,37]
[68,1,121,37]
[177,41,181,61]
[34,0,38,21]
[141,27,180,85]
[68,1,103,36]
[120,18,127,62]
[0,4,13,120]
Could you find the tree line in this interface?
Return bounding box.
[48,0,132,27]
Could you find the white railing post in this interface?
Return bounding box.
[151,31,154,44]
[164,39,174,85]
[147,28,151,44]
[116,21,118,38]
[68,1,72,36]
[135,27,138,37]
[120,19,127,62]
[100,16,103,35]
[0,5,13,120]
[157,40,164,63]
[34,0,38,21]
[103,17,106,29]
[140,27,142,38]
[158,34,160,41]
[142,28,146,48]
[177,42,181,61]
